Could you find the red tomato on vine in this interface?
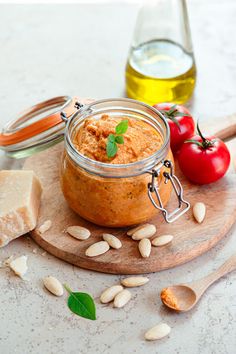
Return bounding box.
[178,123,230,184]
[153,103,195,153]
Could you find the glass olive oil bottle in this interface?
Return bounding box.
[125,0,196,105]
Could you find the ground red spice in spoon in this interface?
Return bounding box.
[161,288,180,310]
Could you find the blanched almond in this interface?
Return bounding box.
[132,224,156,240]
[127,223,151,236]
[37,220,52,234]
[113,289,131,308]
[138,238,151,258]
[121,276,149,287]
[193,202,206,223]
[152,235,173,247]
[43,276,63,297]
[145,323,171,341]
[102,234,122,249]
[9,256,28,278]
[85,241,110,257]
[100,285,123,303]
[67,226,91,240]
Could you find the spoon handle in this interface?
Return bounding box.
[190,253,236,296]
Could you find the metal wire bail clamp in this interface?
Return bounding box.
[148,160,190,223]
[61,101,84,123]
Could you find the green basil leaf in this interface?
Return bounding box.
[115,119,129,135]
[115,135,124,144]
[106,141,118,158]
[68,292,96,320]
[108,134,116,143]
[64,284,96,321]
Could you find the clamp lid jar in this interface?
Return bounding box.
[60,98,189,227]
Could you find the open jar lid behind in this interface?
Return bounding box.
[0,96,81,158]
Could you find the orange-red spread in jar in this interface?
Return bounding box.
[60,99,173,227]
[73,114,163,164]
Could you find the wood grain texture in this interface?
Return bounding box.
[22,110,236,274]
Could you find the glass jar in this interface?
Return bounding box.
[60,98,189,227]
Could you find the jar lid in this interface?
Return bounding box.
[0,96,79,158]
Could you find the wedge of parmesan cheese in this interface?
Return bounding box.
[0,170,42,247]
[9,255,28,278]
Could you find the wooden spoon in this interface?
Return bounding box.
[161,253,236,312]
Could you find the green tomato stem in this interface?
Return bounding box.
[196,121,206,142]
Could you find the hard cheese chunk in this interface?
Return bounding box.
[9,255,28,278]
[0,170,42,247]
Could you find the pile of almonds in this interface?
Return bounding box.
[100,276,149,308]
[64,201,206,260]
[100,276,172,341]
[4,254,171,342]
[66,227,122,257]
[7,202,205,342]
[66,224,174,259]
[127,223,174,258]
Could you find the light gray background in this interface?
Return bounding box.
[0,1,236,354]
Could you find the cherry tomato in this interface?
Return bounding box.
[178,125,230,184]
[153,103,195,153]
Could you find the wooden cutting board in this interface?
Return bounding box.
[23,112,236,274]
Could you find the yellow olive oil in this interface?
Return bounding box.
[125,39,196,105]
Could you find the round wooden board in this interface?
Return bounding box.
[23,139,236,274]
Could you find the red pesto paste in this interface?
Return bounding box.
[72,114,163,164]
[61,114,173,227]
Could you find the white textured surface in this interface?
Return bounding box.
[0,2,236,354]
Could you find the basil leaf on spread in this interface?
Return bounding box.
[115,135,124,144]
[106,119,129,158]
[108,134,116,143]
[107,140,118,158]
[115,119,129,135]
